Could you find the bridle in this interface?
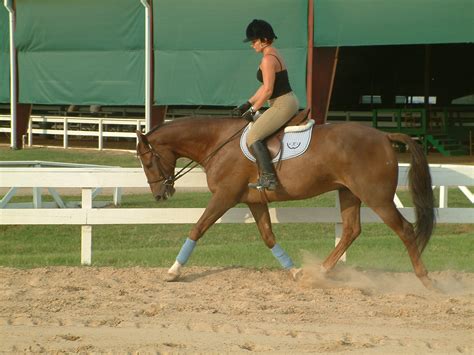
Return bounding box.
[137,121,248,187]
[137,145,177,187]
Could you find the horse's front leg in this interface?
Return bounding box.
[247,203,302,281]
[166,193,236,281]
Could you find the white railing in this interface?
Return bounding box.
[0,114,146,150]
[0,161,122,208]
[1,164,472,265]
[2,110,473,151]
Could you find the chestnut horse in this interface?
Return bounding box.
[136,116,435,288]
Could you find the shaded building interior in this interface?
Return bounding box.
[330,44,474,111]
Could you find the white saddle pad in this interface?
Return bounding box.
[240,119,315,163]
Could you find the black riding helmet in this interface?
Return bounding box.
[243,19,278,42]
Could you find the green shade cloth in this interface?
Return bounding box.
[7,0,471,107]
[15,0,145,105]
[314,0,474,47]
[153,0,308,107]
[0,5,9,103]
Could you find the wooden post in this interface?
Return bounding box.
[98,118,103,150]
[151,105,167,128]
[310,0,339,124]
[28,117,32,147]
[81,188,93,265]
[311,47,339,125]
[439,186,448,208]
[15,104,32,149]
[424,45,431,113]
[63,116,68,149]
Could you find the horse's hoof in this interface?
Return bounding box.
[164,271,180,282]
[320,265,329,274]
[420,276,441,292]
[290,268,303,281]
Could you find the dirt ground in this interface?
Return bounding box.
[1,260,473,354]
[1,144,473,353]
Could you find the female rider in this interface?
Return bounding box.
[165,20,300,281]
[236,19,299,191]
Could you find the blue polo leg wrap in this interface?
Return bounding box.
[271,243,294,269]
[176,238,196,265]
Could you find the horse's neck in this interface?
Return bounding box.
[149,118,239,164]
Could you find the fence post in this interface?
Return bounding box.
[28,118,32,147]
[136,120,141,146]
[63,117,68,149]
[439,186,448,208]
[81,188,93,265]
[33,163,42,208]
[113,187,122,206]
[334,191,346,262]
[98,118,103,150]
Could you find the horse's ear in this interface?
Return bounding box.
[136,130,148,144]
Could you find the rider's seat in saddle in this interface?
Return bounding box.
[251,108,311,159]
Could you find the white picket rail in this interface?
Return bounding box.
[0,110,423,150]
[0,114,146,150]
[0,164,472,265]
[0,161,123,209]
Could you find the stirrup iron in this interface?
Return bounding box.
[248,172,277,191]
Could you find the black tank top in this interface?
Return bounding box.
[256,54,292,99]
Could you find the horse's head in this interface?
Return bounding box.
[136,130,176,201]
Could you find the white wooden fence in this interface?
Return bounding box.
[0,164,472,265]
[0,111,422,151]
[0,114,146,150]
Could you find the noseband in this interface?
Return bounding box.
[137,145,175,186]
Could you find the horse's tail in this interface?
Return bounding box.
[387,133,436,253]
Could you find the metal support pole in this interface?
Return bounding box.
[4,0,17,149]
[306,0,314,118]
[140,0,152,132]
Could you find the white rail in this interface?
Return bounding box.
[0,114,146,150]
[0,161,122,209]
[2,111,473,151]
[0,164,472,265]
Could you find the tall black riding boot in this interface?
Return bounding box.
[248,140,278,191]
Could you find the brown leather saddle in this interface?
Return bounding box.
[249,108,311,159]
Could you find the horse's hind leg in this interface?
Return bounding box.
[322,188,362,272]
[370,202,433,289]
[247,202,301,280]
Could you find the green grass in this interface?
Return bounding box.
[1,192,472,271]
[0,146,140,167]
[0,146,194,168]
[1,221,472,271]
[1,147,473,271]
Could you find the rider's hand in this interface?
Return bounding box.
[242,106,257,122]
[232,101,251,116]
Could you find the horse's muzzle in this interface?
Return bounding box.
[154,186,176,202]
